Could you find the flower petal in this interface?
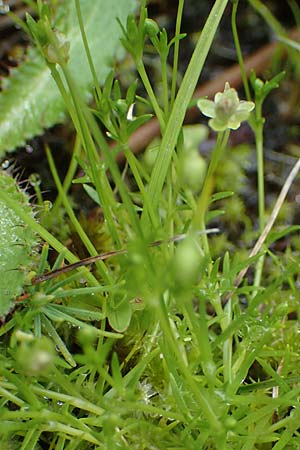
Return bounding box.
[209,117,228,132]
[231,111,251,123]
[221,88,239,105]
[237,101,255,113]
[227,119,242,130]
[199,84,254,131]
[214,92,223,103]
[197,99,216,118]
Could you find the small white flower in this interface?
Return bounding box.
[197,82,255,131]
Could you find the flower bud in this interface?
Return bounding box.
[173,239,201,286]
[182,150,206,191]
[43,31,70,65]
[144,18,160,38]
[16,336,55,375]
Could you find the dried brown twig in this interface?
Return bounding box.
[224,157,300,303]
[32,228,219,285]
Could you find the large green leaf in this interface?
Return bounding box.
[0,0,137,155]
[0,170,39,316]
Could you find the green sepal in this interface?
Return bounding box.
[107,295,132,332]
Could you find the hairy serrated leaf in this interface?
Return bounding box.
[0,0,137,155]
[0,171,39,316]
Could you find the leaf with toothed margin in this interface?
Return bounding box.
[0,170,39,316]
[0,0,137,155]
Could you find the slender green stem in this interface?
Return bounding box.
[31,179,43,206]
[231,1,251,101]
[255,103,265,231]
[166,169,174,253]
[252,100,265,293]
[171,0,184,106]
[51,134,81,215]
[31,386,104,415]
[192,130,230,254]
[143,0,229,220]
[51,62,122,248]
[43,19,157,259]
[84,106,149,244]
[52,55,144,243]
[231,0,262,273]
[221,298,232,385]
[122,146,159,229]
[136,60,165,130]
[74,0,102,102]
[161,53,169,117]
[34,314,42,337]
[41,314,77,367]
[48,65,80,131]
[248,0,286,35]
[288,0,300,28]
[207,130,230,177]
[232,0,266,293]
[46,146,111,283]
[226,330,272,397]
[0,368,41,408]
[21,427,41,450]
[156,295,223,432]
[120,400,184,421]
[187,298,216,388]
[2,409,101,447]
[0,385,25,407]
